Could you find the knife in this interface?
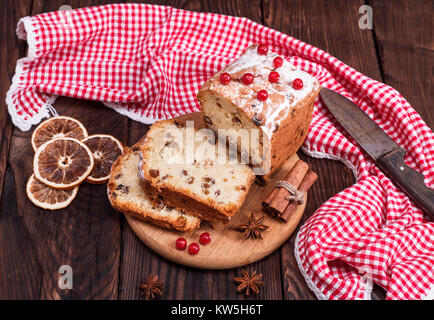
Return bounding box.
[320,88,434,218]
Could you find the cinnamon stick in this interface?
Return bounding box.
[279,170,318,222]
[262,160,309,216]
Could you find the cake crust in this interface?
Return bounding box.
[107,143,201,232]
[139,119,254,221]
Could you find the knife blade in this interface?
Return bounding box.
[320,88,434,218]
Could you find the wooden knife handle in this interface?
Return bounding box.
[377,148,434,218]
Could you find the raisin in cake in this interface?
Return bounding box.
[139,119,255,221]
[197,44,321,183]
[107,143,201,232]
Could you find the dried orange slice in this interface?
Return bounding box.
[82,134,124,184]
[26,174,78,210]
[31,116,88,151]
[33,137,94,189]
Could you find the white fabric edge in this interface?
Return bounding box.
[6,16,58,131]
[5,57,58,131]
[294,231,329,300]
[422,286,434,300]
[302,146,359,181]
[16,16,39,59]
[360,271,374,300]
[103,101,190,125]
[294,146,373,300]
[102,102,160,124]
[16,16,29,39]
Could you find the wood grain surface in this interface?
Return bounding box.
[0,0,431,300]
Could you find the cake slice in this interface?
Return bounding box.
[139,119,255,221]
[197,44,320,183]
[107,143,201,232]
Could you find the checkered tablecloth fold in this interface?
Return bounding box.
[6,3,434,300]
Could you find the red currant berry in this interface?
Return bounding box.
[257,44,268,55]
[176,238,187,250]
[273,56,283,68]
[268,71,280,83]
[257,90,268,101]
[188,243,200,255]
[220,73,231,85]
[241,73,254,85]
[199,232,211,245]
[292,78,304,90]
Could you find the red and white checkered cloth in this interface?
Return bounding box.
[7,4,434,300]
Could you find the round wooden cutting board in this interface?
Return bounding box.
[126,155,306,270]
[125,112,306,269]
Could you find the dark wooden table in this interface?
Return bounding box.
[0,0,431,300]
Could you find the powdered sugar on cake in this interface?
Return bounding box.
[208,45,320,137]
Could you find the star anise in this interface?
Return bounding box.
[234,214,269,239]
[233,270,264,296]
[139,274,163,299]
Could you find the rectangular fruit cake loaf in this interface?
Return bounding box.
[107,143,201,232]
[139,119,255,221]
[197,44,321,183]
